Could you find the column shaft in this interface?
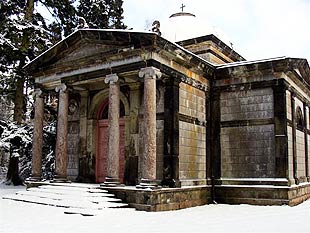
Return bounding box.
[103,74,120,185]
[143,76,157,181]
[30,89,44,180]
[138,67,162,188]
[55,84,69,180]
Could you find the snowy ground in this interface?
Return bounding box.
[1,184,310,233]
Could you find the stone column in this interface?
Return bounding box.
[137,67,162,189]
[54,84,69,181]
[103,74,120,186]
[28,89,44,181]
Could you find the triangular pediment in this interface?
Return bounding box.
[54,42,132,66]
[25,29,215,77]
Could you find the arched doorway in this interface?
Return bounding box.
[96,99,125,183]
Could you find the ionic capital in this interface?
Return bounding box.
[34,88,43,98]
[105,74,119,85]
[139,67,162,80]
[55,83,67,93]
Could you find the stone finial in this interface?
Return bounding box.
[55,83,67,93]
[139,67,162,80]
[105,74,119,84]
[151,20,161,36]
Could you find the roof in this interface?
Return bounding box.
[215,56,310,88]
[24,29,215,74]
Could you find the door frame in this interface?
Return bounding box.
[95,99,125,183]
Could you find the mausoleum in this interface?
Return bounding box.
[25,9,310,211]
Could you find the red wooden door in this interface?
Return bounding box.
[96,118,125,183]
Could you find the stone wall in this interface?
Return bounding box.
[106,186,212,211]
[67,97,80,181]
[287,126,294,180]
[220,88,275,178]
[286,89,309,183]
[296,130,305,178]
[179,121,206,181]
[179,83,206,120]
[221,125,275,178]
[220,88,274,121]
[156,85,165,180]
[286,90,292,121]
[179,83,206,185]
[156,120,164,180]
[67,121,79,180]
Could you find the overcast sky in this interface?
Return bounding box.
[123,0,310,63]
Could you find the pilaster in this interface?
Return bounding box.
[272,81,289,179]
[162,78,180,188]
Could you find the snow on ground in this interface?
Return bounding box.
[1,184,310,233]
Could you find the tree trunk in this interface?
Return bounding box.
[13,0,34,124]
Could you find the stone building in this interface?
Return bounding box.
[25,12,310,211]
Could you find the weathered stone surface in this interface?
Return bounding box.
[30,89,44,179]
[138,67,162,185]
[104,74,120,184]
[55,84,69,179]
[104,186,212,211]
[220,88,274,122]
[220,125,275,178]
[24,29,310,209]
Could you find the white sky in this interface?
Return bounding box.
[123,0,310,63]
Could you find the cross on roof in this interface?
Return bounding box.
[180,3,185,12]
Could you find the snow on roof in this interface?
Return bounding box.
[216,56,288,69]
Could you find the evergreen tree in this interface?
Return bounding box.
[0,0,51,123]
[0,0,126,124]
[40,0,77,37]
[77,0,126,29]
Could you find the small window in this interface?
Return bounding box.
[296,106,304,130]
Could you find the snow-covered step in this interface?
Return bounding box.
[17,190,122,203]
[2,183,130,214]
[64,208,99,216]
[37,182,100,189]
[38,185,106,192]
[28,187,113,197]
[3,192,128,209]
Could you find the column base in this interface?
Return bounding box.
[136,179,161,190]
[51,176,70,183]
[295,177,300,185]
[25,176,42,182]
[101,177,120,187]
[161,179,181,188]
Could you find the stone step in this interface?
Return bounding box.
[38,185,107,193]
[16,190,122,203]
[2,183,130,214]
[27,187,113,198]
[3,193,128,209]
[64,208,99,216]
[30,186,113,197]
